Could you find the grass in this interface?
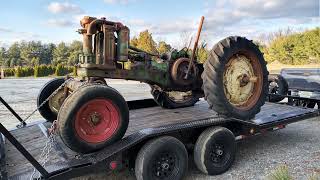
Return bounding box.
[267,165,320,180]
[267,165,292,180]
[308,173,320,180]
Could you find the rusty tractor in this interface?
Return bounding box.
[38,16,268,153]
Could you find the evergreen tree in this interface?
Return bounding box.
[68,40,82,65]
[53,42,69,65]
[42,43,56,64]
[7,42,21,67]
[0,47,7,66]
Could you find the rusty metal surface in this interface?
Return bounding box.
[223,53,264,111]
[185,16,204,79]
[171,58,197,86]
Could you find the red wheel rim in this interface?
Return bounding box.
[75,99,120,143]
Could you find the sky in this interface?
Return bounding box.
[0,0,319,49]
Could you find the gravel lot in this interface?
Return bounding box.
[0,78,319,180]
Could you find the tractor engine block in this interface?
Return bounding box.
[78,16,130,70]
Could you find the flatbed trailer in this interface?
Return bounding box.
[0,97,319,180]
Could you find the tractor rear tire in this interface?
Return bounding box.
[268,74,288,102]
[150,87,199,109]
[58,85,129,153]
[38,78,65,122]
[202,36,268,120]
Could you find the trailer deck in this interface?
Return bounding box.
[1,99,319,179]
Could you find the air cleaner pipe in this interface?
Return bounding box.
[185,16,204,79]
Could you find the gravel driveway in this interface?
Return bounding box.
[0,78,319,180]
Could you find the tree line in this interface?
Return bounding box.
[0,27,319,70]
[130,28,320,65]
[0,40,82,67]
[260,27,320,65]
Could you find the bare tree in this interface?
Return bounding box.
[179,30,192,48]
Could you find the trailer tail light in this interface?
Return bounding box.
[109,161,118,170]
[273,124,286,130]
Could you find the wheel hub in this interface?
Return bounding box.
[223,55,260,108]
[171,58,197,86]
[216,149,224,156]
[48,90,65,114]
[210,144,224,163]
[89,112,101,126]
[154,152,176,178]
[75,99,120,143]
[161,162,170,170]
[269,81,279,93]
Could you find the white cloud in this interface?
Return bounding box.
[202,0,318,44]
[127,19,149,27]
[48,2,83,14]
[46,19,75,27]
[0,28,42,47]
[0,27,13,33]
[104,0,136,5]
[0,27,40,38]
[204,0,318,28]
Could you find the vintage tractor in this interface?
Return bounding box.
[38,16,268,153]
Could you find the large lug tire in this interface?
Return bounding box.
[194,127,236,175]
[135,136,188,180]
[58,85,129,154]
[151,86,199,109]
[37,78,65,122]
[202,36,269,120]
[268,74,288,102]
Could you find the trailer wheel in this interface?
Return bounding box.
[0,134,4,163]
[194,127,236,175]
[202,36,268,119]
[135,136,188,180]
[38,78,65,122]
[268,74,288,102]
[151,86,199,109]
[58,85,129,153]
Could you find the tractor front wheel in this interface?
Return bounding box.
[58,85,129,153]
[38,78,65,122]
[150,86,199,109]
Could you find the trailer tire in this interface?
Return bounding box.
[135,136,188,180]
[194,127,236,175]
[0,134,5,163]
[38,78,65,122]
[0,134,5,178]
[58,85,129,153]
[202,36,268,120]
[268,74,288,102]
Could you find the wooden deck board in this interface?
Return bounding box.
[2,101,314,178]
